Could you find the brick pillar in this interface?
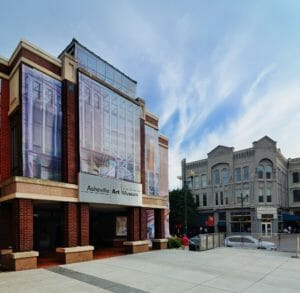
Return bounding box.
[64,202,78,247]
[13,199,33,252]
[62,80,78,184]
[154,209,165,239]
[140,208,147,240]
[128,207,140,241]
[78,203,89,246]
[0,78,11,182]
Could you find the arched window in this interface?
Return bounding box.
[258,165,264,179]
[258,159,273,180]
[213,169,220,185]
[265,164,272,179]
[222,168,229,185]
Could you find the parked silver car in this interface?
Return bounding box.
[224,235,277,250]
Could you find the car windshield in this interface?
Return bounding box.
[190,238,200,243]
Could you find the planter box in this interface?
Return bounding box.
[56,246,94,264]
[123,240,149,254]
[2,251,39,271]
[152,239,168,250]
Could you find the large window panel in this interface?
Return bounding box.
[22,65,62,181]
[145,125,160,195]
[79,72,141,183]
[75,44,137,98]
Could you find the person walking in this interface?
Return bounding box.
[181,234,189,250]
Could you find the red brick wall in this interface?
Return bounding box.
[0,203,13,249]
[64,202,78,247]
[140,208,147,240]
[154,209,165,239]
[158,136,168,147]
[128,207,140,241]
[0,78,11,182]
[13,199,33,252]
[11,48,61,76]
[145,114,158,128]
[62,80,78,184]
[78,203,89,246]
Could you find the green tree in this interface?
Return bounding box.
[169,188,197,236]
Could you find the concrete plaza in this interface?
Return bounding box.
[0,247,300,292]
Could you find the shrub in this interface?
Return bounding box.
[168,236,182,248]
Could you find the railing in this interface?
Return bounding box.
[225,232,300,254]
[192,233,225,251]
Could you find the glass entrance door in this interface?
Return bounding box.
[261,222,272,236]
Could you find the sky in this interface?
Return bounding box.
[1,0,300,190]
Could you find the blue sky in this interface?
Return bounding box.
[1,0,300,189]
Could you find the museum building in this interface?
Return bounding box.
[0,39,169,270]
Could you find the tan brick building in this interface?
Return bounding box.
[182,136,300,235]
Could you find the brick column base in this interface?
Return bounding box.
[154,209,165,239]
[64,202,78,247]
[13,199,33,252]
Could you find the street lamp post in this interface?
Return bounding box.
[184,179,188,235]
[240,192,249,233]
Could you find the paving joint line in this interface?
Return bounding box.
[47,266,148,293]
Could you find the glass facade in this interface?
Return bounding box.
[145,125,160,195]
[75,43,136,98]
[22,65,62,180]
[79,72,141,183]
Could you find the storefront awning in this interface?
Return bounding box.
[282,214,300,221]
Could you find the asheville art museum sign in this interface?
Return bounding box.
[79,172,142,206]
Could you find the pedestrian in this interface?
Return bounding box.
[181,234,189,250]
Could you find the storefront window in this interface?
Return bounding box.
[230,212,251,233]
[22,65,62,180]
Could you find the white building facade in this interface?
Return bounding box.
[182,136,300,235]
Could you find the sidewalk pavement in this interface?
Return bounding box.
[0,247,300,292]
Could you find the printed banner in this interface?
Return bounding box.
[78,72,141,183]
[22,65,62,180]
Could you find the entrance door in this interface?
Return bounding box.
[261,222,272,236]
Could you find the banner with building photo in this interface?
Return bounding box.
[145,125,159,195]
[78,72,141,183]
[159,145,168,196]
[22,65,62,180]
[147,210,155,239]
